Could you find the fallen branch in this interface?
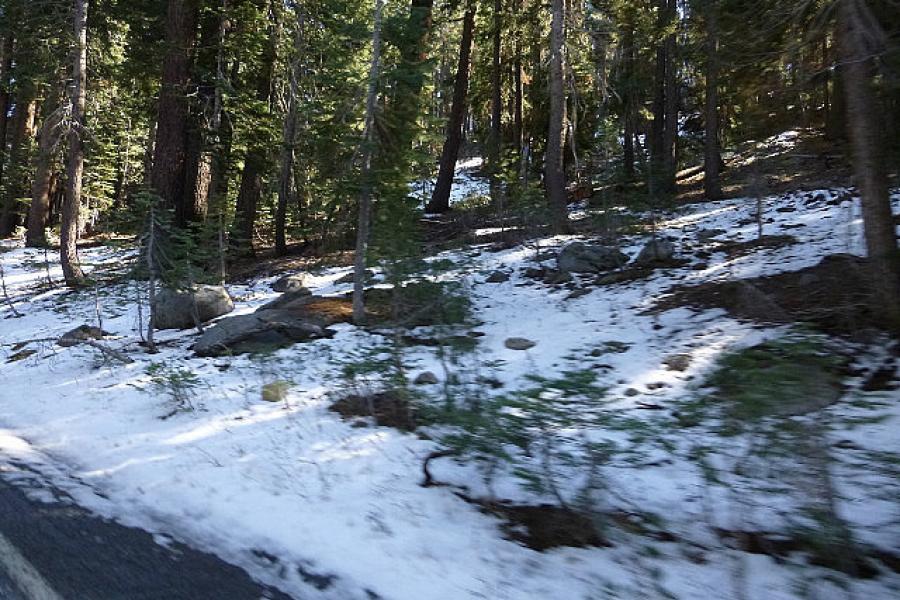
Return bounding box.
[421,449,459,488]
[81,340,134,364]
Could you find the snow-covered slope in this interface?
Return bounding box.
[0,187,898,599]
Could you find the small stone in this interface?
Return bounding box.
[663,354,692,372]
[566,288,591,300]
[646,382,668,390]
[262,381,291,402]
[485,271,510,283]
[414,371,439,385]
[696,228,726,242]
[522,267,546,279]
[336,269,375,284]
[624,388,640,397]
[504,337,536,351]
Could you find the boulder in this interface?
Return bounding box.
[634,239,676,265]
[271,274,309,294]
[696,228,726,243]
[485,271,510,283]
[504,337,536,351]
[336,269,375,285]
[414,371,439,385]
[194,310,335,357]
[58,325,109,347]
[557,242,629,273]
[153,285,234,330]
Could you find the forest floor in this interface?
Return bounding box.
[0,132,899,599]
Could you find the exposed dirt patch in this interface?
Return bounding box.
[714,528,898,579]
[594,259,691,286]
[478,502,609,551]
[329,390,417,431]
[714,234,798,259]
[653,254,883,336]
[861,365,898,392]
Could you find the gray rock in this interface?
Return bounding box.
[194,310,334,357]
[259,290,317,312]
[522,266,547,279]
[504,337,536,351]
[414,371,439,385]
[557,242,629,273]
[634,239,676,265]
[271,274,309,294]
[696,228,726,242]
[58,325,109,348]
[153,285,234,330]
[336,269,375,285]
[485,271,510,283]
[543,270,573,285]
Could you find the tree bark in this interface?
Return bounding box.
[512,0,524,180]
[276,11,303,257]
[352,0,384,325]
[649,0,666,189]
[836,0,900,327]
[0,95,36,237]
[545,0,569,234]
[0,34,13,196]
[703,0,723,200]
[61,0,88,287]
[150,0,199,227]
[488,0,503,206]
[427,1,477,214]
[661,0,678,193]
[26,96,64,248]
[231,2,277,257]
[622,23,635,180]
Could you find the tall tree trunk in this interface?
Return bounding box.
[649,0,666,190]
[836,0,900,327]
[0,95,36,237]
[276,13,303,257]
[150,0,199,227]
[488,0,503,205]
[0,34,13,196]
[545,0,569,234]
[622,23,635,180]
[231,3,277,257]
[183,1,230,226]
[661,0,678,193]
[26,96,64,247]
[61,0,88,287]
[703,0,723,200]
[511,0,525,181]
[427,1,477,214]
[352,0,384,325]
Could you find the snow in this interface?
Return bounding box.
[413,157,490,212]
[1,184,899,599]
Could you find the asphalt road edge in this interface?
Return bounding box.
[0,531,64,600]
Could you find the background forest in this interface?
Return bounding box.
[0,0,897,301]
